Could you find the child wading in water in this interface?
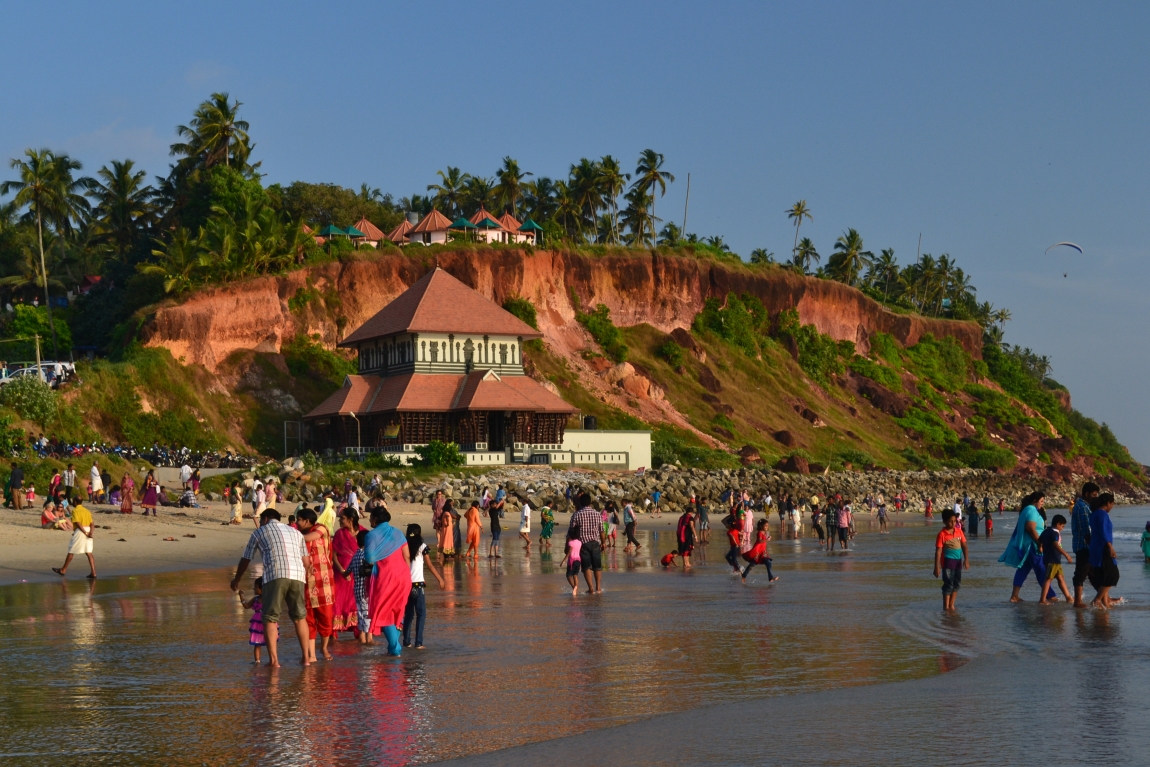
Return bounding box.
[239,569,266,663]
[724,515,742,574]
[345,530,373,644]
[741,518,777,582]
[659,550,680,568]
[561,526,582,595]
[934,510,968,611]
[1038,514,1074,605]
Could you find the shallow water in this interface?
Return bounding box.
[2,508,1148,766]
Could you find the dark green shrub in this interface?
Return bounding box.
[502,296,538,330]
[413,440,465,468]
[283,333,356,387]
[577,304,628,362]
[895,407,959,448]
[849,356,901,390]
[905,334,971,391]
[0,376,58,426]
[657,339,685,367]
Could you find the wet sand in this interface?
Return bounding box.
[1,498,882,585]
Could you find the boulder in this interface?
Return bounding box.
[738,445,763,465]
[773,430,796,447]
[671,327,706,363]
[603,362,635,384]
[587,356,613,374]
[621,374,651,398]
[698,366,723,393]
[777,455,810,474]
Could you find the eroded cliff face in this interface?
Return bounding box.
[139,249,982,370]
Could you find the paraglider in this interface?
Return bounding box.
[1045,242,1083,255]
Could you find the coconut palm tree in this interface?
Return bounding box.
[170,93,252,170]
[631,150,674,246]
[88,159,154,260]
[791,237,820,275]
[358,184,383,203]
[786,200,812,257]
[1,149,91,356]
[569,158,604,241]
[621,186,655,246]
[523,177,557,223]
[462,176,497,215]
[142,228,207,294]
[658,222,682,246]
[427,167,470,218]
[597,155,629,244]
[495,157,531,217]
[552,180,581,239]
[868,248,899,300]
[828,229,873,286]
[750,248,775,265]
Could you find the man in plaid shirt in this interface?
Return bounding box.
[297,508,336,661]
[231,509,312,667]
[568,491,604,594]
[1070,481,1099,608]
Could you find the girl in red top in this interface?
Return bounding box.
[742,519,778,582]
[724,518,742,574]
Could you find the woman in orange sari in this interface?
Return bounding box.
[120,473,135,514]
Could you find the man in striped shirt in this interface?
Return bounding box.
[231,509,312,667]
[568,491,604,594]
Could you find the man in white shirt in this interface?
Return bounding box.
[518,502,532,551]
[63,463,77,503]
[179,463,193,489]
[89,462,103,504]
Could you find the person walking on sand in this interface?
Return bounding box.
[140,470,158,516]
[622,500,641,553]
[120,472,135,514]
[62,463,76,504]
[519,501,533,551]
[179,462,192,490]
[9,461,25,509]
[228,480,244,525]
[52,503,97,579]
[49,468,62,503]
[464,500,482,561]
[569,492,604,594]
[231,508,312,668]
[695,496,711,544]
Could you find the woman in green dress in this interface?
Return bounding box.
[539,505,555,550]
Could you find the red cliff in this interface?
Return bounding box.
[139,249,982,371]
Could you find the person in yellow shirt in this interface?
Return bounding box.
[52,504,97,579]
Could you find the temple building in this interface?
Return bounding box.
[304,268,594,466]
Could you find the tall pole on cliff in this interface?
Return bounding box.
[681,173,691,238]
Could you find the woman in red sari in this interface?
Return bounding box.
[331,508,360,636]
[365,506,410,656]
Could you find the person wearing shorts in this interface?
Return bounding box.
[934,510,967,611]
[569,493,604,594]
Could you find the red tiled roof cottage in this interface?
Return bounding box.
[305,268,574,456]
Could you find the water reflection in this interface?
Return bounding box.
[1,508,1147,765]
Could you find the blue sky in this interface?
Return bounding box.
[3,2,1148,458]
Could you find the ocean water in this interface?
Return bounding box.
[1,508,1148,766]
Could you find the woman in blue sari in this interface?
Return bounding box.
[365,507,411,656]
[999,491,1055,602]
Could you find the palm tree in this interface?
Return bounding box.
[828,229,873,286]
[750,248,775,265]
[631,150,674,246]
[597,155,629,244]
[88,159,154,260]
[142,228,206,294]
[869,248,899,300]
[569,158,604,241]
[170,93,252,170]
[552,180,581,239]
[427,167,470,218]
[786,200,812,257]
[991,307,1012,327]
[1,149,91,357]
[495,157,531,217]
[705,235,730,252]
[620,186,655,246]
[523,177,557,222]
[462,176,496,215]
[358,184,383,203]
[791,237,820,275]
[658,222,682,246]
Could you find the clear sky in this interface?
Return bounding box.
[3,2,1148,458]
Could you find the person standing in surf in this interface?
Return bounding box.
[999,491,1055,602]
[934,509,967,611]
[1070,482,1099,608]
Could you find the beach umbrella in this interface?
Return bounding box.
[344,225,366,238]
[318,224,347,237]
[450,217,478,229]
[519,218,544,244]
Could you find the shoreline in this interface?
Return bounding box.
[0,496,976,587]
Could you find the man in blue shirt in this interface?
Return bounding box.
[1070,481,1099,608]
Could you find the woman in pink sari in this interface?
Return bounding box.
[739,501,755,554]
[331,508,360,635]
[365,506,411,656]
